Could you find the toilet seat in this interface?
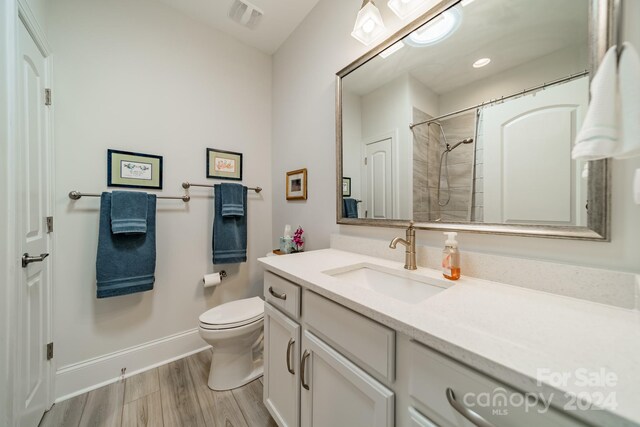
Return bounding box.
[199,297,264,330]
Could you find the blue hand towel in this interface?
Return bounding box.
[96,192,156,298]
[220,183,245,217]
[111,191,148,234]
[213,184,247,264]
[343,198,358,218]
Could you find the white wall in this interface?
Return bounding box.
[362,74,412,218]
[272,0,640,273]
[342,90,362,204]
[48,0,272,397]
[272,0,418,250]
[439,44,588,114]
[409,75,439,118]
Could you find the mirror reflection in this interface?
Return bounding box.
[341,0,589,226]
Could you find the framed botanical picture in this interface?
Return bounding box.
[342,177,351,197]
[207,148,242,181]
[286,168,307,200]
[107,149,163,189]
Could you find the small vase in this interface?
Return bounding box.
[291,237,304,253]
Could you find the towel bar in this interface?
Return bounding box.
[69,191,190,202]
[182,182,262,193]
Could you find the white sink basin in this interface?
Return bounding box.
[324,263,450,304]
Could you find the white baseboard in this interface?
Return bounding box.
[54,328,209,402]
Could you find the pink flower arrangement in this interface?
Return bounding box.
[292,226,304,251]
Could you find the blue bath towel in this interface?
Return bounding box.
[96,192,156,298]
[343,198,358,218]
[220,183,245,217]
[111,191,148,234]
[213,184,247,264]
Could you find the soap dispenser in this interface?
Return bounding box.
[442,232,460,280]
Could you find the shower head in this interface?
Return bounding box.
[446,138,474,152]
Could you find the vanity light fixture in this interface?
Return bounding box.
[387,0,426,19]
[352,0,386,46]
[379,41,405,58]
[404,7,461,47]
[472,57,491,68]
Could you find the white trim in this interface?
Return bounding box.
[54,328,209,402]
[1,0,19,424]
[16,0,50,56]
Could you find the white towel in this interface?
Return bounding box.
[614,42,640,159]
[572,46,620,160]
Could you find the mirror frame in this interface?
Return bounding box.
[336,0,618,240]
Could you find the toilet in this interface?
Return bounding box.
[198,296,264,391]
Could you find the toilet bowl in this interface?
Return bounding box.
[198,296,264,391]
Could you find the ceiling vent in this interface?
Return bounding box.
[229,0,264,30]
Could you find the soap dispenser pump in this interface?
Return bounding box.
[442,232,460,280]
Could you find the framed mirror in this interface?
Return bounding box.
[337,0,616,240]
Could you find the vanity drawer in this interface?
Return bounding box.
[409,341,584,427]
[303,291,395,382]
[264,271,301,319]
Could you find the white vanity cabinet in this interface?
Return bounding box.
[264,303,301,427]
[300,330,394,427]
[263,271,395,427]
[262,270,588,427]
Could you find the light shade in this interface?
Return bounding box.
[352,0,386,46]
[387,0,426,19]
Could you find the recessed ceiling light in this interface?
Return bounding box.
[404,7,462,47]
[379,41,405,59]
[473,57,491,68]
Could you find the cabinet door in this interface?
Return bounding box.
[300,331,394,427]
[264,303,301,427]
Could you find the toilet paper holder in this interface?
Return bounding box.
[219,270,227,279]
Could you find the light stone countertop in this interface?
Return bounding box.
[258,249,640,427]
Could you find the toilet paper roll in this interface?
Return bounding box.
[203,273,221,288]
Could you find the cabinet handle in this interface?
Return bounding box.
[286,338,295,375]
[300,350,310,390]
[268,286,287,300]
[446,388,496,427]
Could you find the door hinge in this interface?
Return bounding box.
[46,216,53,233]
[45,88,52,106]
[364,157,367,165]
[47,342,53,360]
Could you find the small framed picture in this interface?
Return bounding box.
[286,168,307,200]
[207,148,242,181]
[107,149,163,189]
[342,177,351,197]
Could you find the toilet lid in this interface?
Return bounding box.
[199,297,264,328]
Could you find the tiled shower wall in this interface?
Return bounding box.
[413,108,477,222]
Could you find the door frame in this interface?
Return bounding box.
[3,1,55,425]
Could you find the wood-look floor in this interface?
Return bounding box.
[40,349,277,427]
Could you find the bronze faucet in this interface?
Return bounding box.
[389,221,417,270]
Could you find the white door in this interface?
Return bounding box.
[17,19,52,427]
[483,77,588,225]
[300,331,394,427]
[365,138,393,219]
[264,303,301,427]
